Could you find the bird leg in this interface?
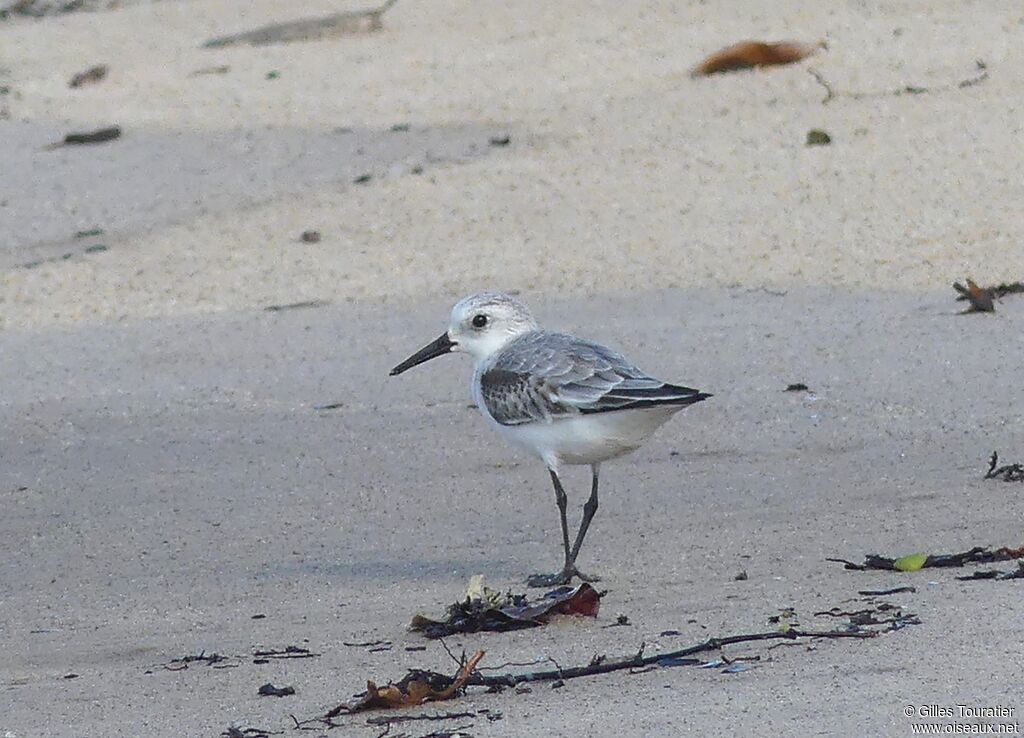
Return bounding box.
[550,469,573,565]
[526,467,601,587]
[567,464,600,571]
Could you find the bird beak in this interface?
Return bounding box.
[389,333,455,376]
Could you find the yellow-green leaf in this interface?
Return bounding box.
[894,553,928,572]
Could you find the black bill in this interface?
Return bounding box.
[389,333,455,376]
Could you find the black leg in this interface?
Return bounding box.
[527,469,574,587]
[526,466,602,587]
[549,469,572,568]
[568,464,600,566]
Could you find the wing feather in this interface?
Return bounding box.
[479,332,710,426]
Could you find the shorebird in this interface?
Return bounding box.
[390,292,711,586]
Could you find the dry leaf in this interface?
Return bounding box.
[952,278,995,313]
[327,650,485,716]
[692,40,821,77]
[410,583,602,638]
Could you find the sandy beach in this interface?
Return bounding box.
[1,1,1022,736]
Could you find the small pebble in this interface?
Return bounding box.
[806,129,831,146]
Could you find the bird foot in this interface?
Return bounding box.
[526,566,601,588]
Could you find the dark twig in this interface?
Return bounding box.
[813,606,918,629]
[221,727,282,738]
[436,638,465,670]
[858,586,916,596]
[163,651,239,670]
[343,639,393,648]
[365,711,476,727]
[417,726,473,738]
[958,60,989,88]
[803,60,990,104]
[45,126,122,149]
[290,714,341,731]
[303,622,908,730]
[807,68,834,103]
[814,607,876,618]
[985,452,1024,483]
[987,282,1024,299]
[252,645,320,661]
[476,657,562,673]
[263,300,328,313]
[463,629,875,688]
[314,402,344,411]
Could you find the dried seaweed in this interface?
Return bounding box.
[344,639,393,648]
[828,545,1024,571]
[953,279,1024,311]
[365,711,476,727]
[985,452,1024,483]
[252,645,319,662]
[69,64,108,88]
[410,583,601,638]
[46,126,121,149]
[813,604,919,630]
[221,728,282,738]
[979,282,1024,299]
[858,586,916,596]
[957,562,1024,581]
[263,300,328,312]
[326,650,484,716]
[953,279,995,313]
[164,651,238,671]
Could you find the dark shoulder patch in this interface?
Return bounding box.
[479,368,571,425]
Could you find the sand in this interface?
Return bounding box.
[1,1,1022,736]
[2,0,1023,329]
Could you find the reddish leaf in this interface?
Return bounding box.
[410,583,602,638]
[692,40,821,77]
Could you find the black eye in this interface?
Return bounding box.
[472,314,488,328]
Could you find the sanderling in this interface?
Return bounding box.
[390,292,711,586]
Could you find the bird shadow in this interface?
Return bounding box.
[262,556,523,583]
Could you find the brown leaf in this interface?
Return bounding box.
[692,41,821,77]
[327,650,485,716]
[952,278,995,313]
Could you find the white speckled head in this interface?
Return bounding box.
[390,292,538,375]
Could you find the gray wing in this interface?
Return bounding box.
[480,332,710,426]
